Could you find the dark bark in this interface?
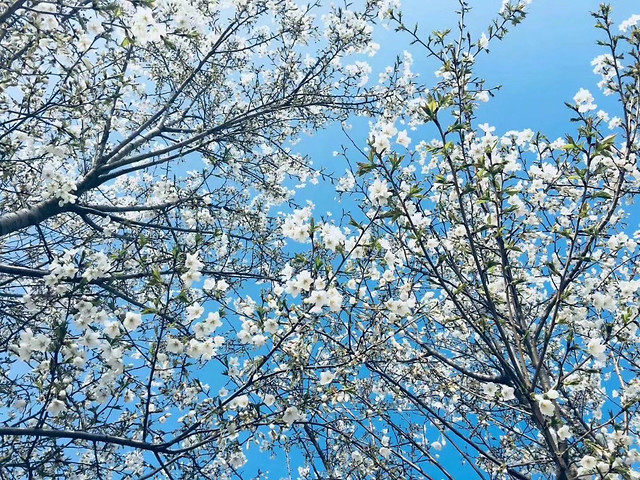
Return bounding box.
[0,427,173,453]
[0,199,65,237]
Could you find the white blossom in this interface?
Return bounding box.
[123,312,143,331]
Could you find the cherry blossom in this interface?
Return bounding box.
[2,0,640,479]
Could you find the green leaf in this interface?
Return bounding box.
[593,191,612,199]
[544,261,560,275]
[579,203,589,219]
[447,122,466,133]
[390,209,403,222]
[149,268,164,287]
[176,289,189,304]
[594,134,616,157]
[435,174,447,184]
[357,162,376,176]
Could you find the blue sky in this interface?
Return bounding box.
[296,0,638,211]
[384,0,639,135]
[471,0,637,135]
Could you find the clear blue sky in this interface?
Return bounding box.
[379,0,639,134]
[297,0,638,208]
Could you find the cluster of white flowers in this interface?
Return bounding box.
[336,169,356,193]
[186,335,224,360]
[369,122,410,154]
[573,88,597,113]
[534,389,559,417]
[157,0,206,33]
[83,251,112,281]
[377,0,401,20]
[181,252,203,287]
[322,8,374,48]
[11,328,51,361]
[346,61,373,88]
[281,206,313,243]
[128,7,167,45]
[528,162,559,183]
[384,293,415,319]
[303,287,343,314]
[46,398,67,416]
[148,179,180,205]
[44,249,80,289]
[379,434,392,459]
[33,2,59,31]
[619,13,640,32]
[576,453,626,478]
[228,450,248,469]
[368,178,392,206]
[282,405,306,426]
[74,299,108,331]
[237,318,267,347]
[193,311,223,338]
[587,337,607,362]
[203,277,229,292]
[320,223,346,251]
[40,160,77,206]
[284,270,314,297]
[591,53,618,95]
[482,382,516,401]
[124,450,145,476]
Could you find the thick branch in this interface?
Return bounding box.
[0,200,64,237]
[0,427,173,453]
[0,0,27,27]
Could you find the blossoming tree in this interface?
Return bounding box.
[0,0,406,477]
[3,0,640,478]
[264,2,640,479]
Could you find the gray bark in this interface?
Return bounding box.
[0,199,65,237]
